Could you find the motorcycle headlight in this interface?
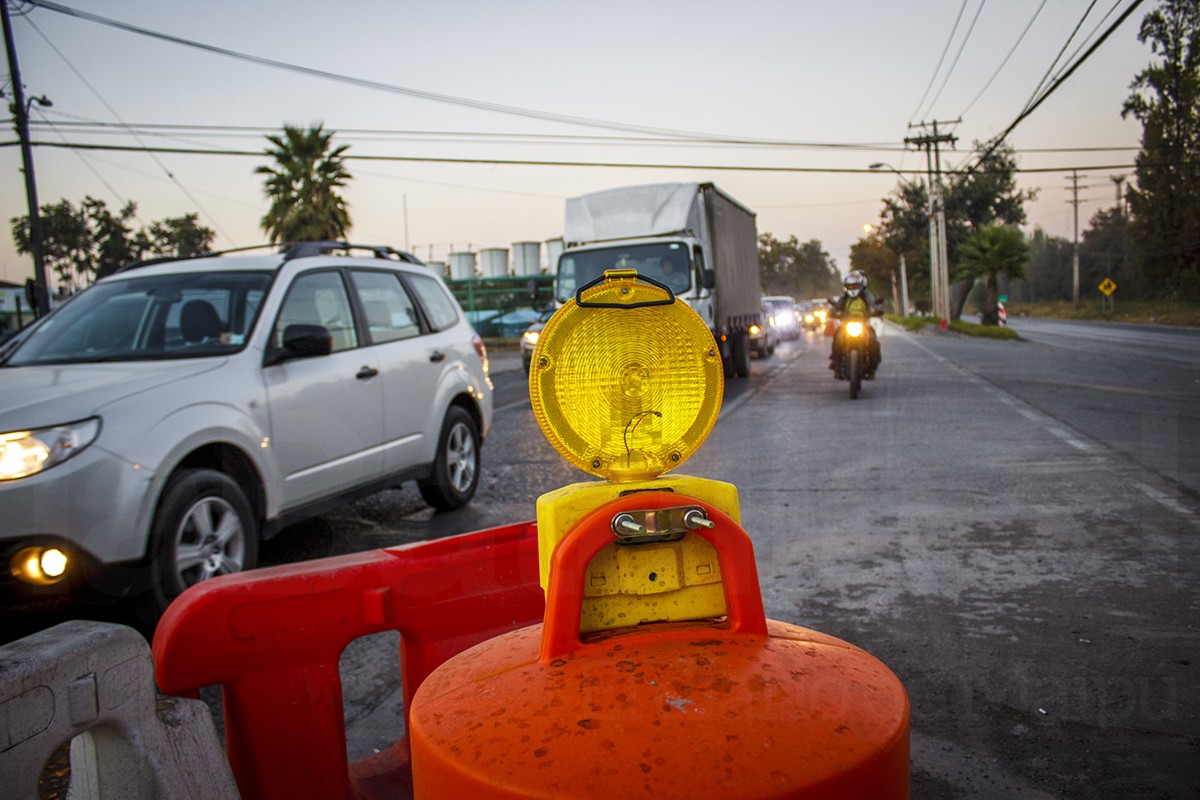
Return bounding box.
[0,418,100,480]
[845,321,865,338]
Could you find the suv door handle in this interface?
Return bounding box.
[356,365,379,380]
[429,351,446,363]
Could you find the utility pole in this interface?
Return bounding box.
[906,119,958,323]
[2,0,50,316]
[1067,171,1086,310]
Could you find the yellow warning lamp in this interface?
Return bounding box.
[529,268,723,482]
[529,269,741,630]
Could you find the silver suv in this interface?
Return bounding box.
[0,242,493,612]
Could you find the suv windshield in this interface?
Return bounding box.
[4,270,273,366]
[556,242,691,303]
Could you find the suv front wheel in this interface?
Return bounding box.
[148,468,258,613]
[418,406,480,511]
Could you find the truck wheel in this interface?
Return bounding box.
[733,332,751,378]
[147,468,258,615]
[419,406,481,511]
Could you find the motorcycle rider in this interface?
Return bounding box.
[829,270,883,377]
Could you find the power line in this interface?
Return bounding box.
[28,118,907,152]
[917,0,988,122]
[25,119,1140,155]
[909,0,970,124]
[1018,0,1099,121]
[8,138,1150,175]
[957,0,1145,176]
[23,12,236,243]
[958,0,1049,118]
[24,0,861,148]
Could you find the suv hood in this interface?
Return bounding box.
[0,361,227,429]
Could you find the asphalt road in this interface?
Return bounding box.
[329,319,1198,797]
[6,319,1198,797]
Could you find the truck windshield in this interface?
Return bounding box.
[556,243,691,303]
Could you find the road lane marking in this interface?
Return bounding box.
[1133,482,1197,520]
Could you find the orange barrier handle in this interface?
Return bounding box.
[539,492,768,663]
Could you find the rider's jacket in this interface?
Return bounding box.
[832,289,881,317]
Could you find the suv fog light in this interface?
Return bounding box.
[10,546,69,585]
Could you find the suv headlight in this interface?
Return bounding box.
[0,418,100,480]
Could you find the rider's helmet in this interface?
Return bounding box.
[844,271,866,297]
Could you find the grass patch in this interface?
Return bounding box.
[947,319,1021,339]
[885,314,1020,340]
[1008,299,1200,327]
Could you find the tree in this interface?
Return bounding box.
[757,234,841,298]
[1080,207,1137,298]
[256,124,352,243]
[849,230,900,311]
[955,224,1028,325]
[1122,0,1200,299]
[133,213,216,262]
[1014,227,1073,302]
[12,198,216,291]
[875,142,1036,317]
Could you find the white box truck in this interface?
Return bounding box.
[554,182,762,378]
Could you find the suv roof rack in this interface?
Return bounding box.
[114,241,424,274]
[280,241,424,263]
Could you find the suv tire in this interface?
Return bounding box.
[148,468,258,614]
[418,406,480,511]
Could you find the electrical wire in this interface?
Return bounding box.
[909,0,970,124]
[25,0,864,148]
[1017,0,1099,125]
[957,0,1048,119]
[12,139,1145,175]
[24,13,236,244]
[956,0,1145,176]
[27,118,1138,156]
[917,0,988,123]
[27,118,906,152]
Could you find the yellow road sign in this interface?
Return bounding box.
[1099,278,1117,296]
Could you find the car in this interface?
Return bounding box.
[762,295,800,340]
[797,300,830,331]
[748,300,778,358]
[520,307,558,372]
[482,307,543,339]
[0,241,494,613]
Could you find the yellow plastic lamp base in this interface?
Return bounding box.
[528,269,723,482]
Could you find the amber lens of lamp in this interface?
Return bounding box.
[529,272,723,481]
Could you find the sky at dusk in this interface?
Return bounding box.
[2,0,1153,290]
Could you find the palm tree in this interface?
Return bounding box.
[256,124,352,243]
[956,224,1029,325]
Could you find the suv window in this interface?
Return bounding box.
[350,270,421,344]
[407,272,460,332]
[3,271,272,366]
[274,271,358,353]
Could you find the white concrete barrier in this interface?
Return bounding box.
[0,619,237,800]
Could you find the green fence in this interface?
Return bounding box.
[446,274,555,315]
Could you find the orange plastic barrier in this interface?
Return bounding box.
[152,521,544,800]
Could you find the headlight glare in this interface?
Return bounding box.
[522,330,540,346]
[845,321,865,338]
[0,418,100,480]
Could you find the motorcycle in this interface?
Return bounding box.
[832,299,881,399]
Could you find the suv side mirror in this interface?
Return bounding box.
[701,269,716,290]
[267,323,332,365]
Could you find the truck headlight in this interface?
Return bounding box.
[0,418,100,480]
